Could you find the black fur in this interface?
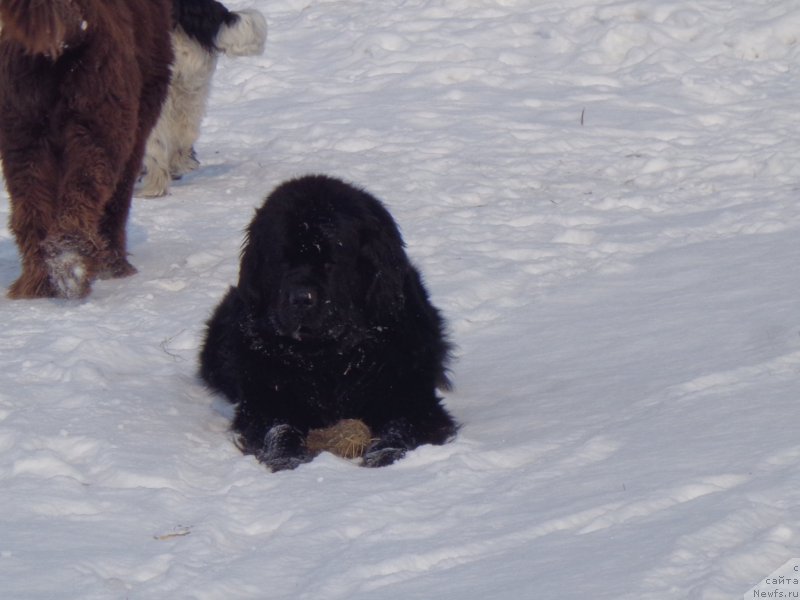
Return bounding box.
[172,0,239,52]
[199,175,458,471]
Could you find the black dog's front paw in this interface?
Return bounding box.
[255,424,312,472]
[361,419,415,467]
[362,443,406,468]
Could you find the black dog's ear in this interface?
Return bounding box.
[358,220,408,322]
[236,207,277,307]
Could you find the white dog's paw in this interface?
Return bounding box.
[170,147,200,178]
[137,168,170,197]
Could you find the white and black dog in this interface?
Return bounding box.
[138,0,266,197]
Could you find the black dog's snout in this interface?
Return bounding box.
[275,284,323,339]
[288,286,318,310]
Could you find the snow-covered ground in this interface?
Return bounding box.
[2,1,800,598]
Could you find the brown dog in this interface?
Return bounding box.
[0,0,173,299]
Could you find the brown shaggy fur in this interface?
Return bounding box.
[0,0,173,299]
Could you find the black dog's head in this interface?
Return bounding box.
[237,175,410,346]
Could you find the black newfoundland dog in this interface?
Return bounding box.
[199,175,458,470]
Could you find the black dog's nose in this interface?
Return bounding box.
[288,286,318,309]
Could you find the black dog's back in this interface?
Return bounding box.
[199,175,457,470]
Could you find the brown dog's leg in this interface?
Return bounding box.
[96,156,138,280]
[3,139,60,299]
[99,113,167,277]
[99,44,172,277]
[8,208,57,299]
[47,113,140,296]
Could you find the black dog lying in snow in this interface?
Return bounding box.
[199,175,458,470]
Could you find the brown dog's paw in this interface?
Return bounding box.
[7,268,56,299]
[96,252,137,280]
[41,234,97,299]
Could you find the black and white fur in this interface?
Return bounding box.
[138,0,266,197]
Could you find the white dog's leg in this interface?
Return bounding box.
[138,94,175,198]
[169,29,217,179]
[139,29,215,196]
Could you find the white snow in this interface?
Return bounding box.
[2,0,800,598]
